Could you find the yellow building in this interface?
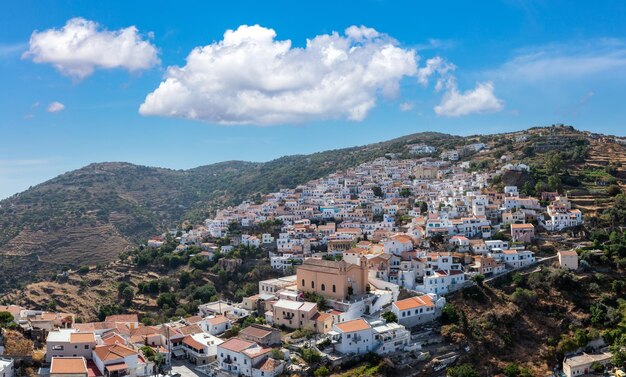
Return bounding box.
[297,258,369,300]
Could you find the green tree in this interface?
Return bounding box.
[382,311,398,323]
[0,311,14,328]
[473,274,485,286]
[441,304,459,325]
[121,286,135,307]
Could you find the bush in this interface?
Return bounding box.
[314,366,329,377]
[300,347,321,363]
[447,364,479,377]
[78,266,90,274]
[441,304,459,325]
[473,274,485,286]
[511,288,538,308]
[608,185,622,197]
[382,311,397,323]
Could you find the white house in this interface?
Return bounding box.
[205,315,231,336]
[499,249,535,269]
[216,338,283,377]
[92,343,151,377]
[420,270,466,295]
[372,321,412,355]
[329,318,374,355]
[391,295,442,328]
[181,333,223,365]
[383,235,413,255]
[0,358,14,377]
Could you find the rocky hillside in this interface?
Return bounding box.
[1,126,625,293]
[0,132,457,292]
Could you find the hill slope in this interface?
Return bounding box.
[0,132,456,291]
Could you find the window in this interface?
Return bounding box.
[84,345,89,349]
[52,345,64,351]
[301,279,305,286]
[321,284,325,291]
[333,285,336,292]
[74,345,78,349]
[311,281,315,289]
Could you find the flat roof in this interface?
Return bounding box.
[50,357,87,375]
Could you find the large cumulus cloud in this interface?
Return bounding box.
[139,25,419,125]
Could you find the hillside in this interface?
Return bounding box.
[0,132,457,292]
[1,126,625,294]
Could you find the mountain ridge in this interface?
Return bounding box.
[0,131,458,291]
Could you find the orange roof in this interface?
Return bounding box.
[182,335,206,350]
[335,318,371,333]
[511,223,534,229]
[258,358,281,371]
[93,344,137,361]
[104,314,138,323]
[185,316,203,323]
[206,315,229,325]
[178,324,203,335]
[104,362,128,372]
[70,332,96,344]
[219,338,254,352]
[102,333,126,346]
[50,357,88,375]
[390,235,412,243]
[393,295,434,311]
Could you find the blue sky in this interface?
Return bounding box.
[1,0,626,199]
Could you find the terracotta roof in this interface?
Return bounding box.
[257,358,281,371]
[104,362,128,372]
[50,357,88,375]
[186,315,203,323]
[70,332,96,344]
[0,305,22,316]
[510,223,534,229]
[178,324,203,335]
[182,335,206,350]
[93,344,137,361]
[206,315,229,325]
[240,325,274,339]
[311,312,332,322]
[102,333,126,346]
[104,314,138,323]
[335,318,371,333]
[219,338,255,352]
[390,235,413,243]
[393,295,434,311]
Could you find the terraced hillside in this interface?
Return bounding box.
[0,132,456,292]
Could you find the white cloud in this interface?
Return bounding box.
[434,80,504,117]
[47,101,65,113]
[139,24,419,125]
[416,56,456,90]
[24,17,159,79]
[399,101,414,112]
[493,39,626,82]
